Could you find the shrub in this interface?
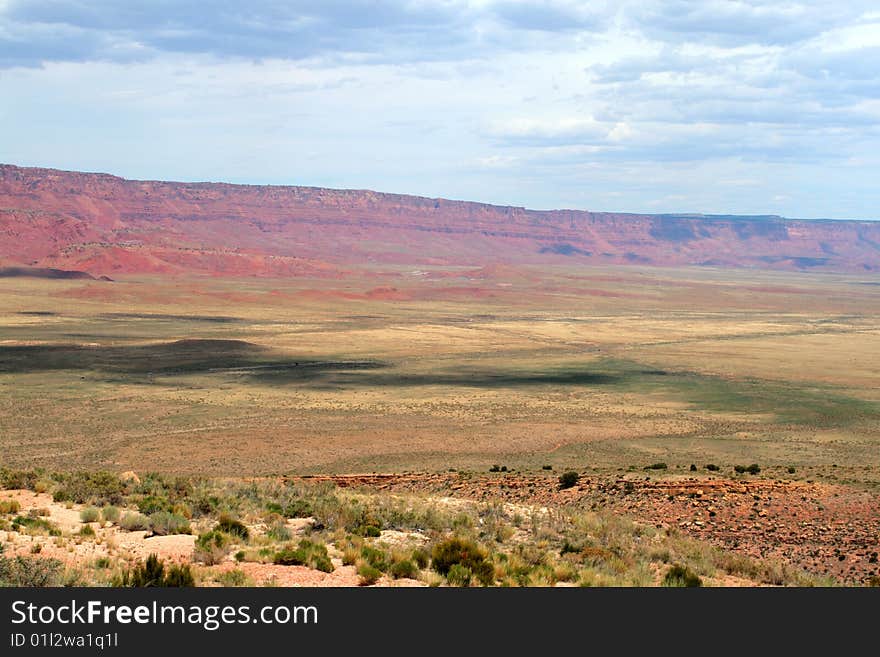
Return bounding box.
[194,530,231,565]
[79,507,101,523]
[705,464,720,472]
[357,562,382,586]
[101,506,120,523]
[787,466,796,474]
[79,524,95,537]
[266,521,292,542]
[431,537,494,586]
[273,546,307,566]
[390,559,419,580]
[734,464,761,475]
[446,564,473,587]
[113,554,194,587]
[358,524,381,538]
[0,555,63,586]
[217,569,250,586]
[52,471,124,505]
[216,515,249,541]
[359,545,389,572]
[689,464,697,472]
[542,465,553,470]
[645,463,668,470]
[137,495,172,515]
[283,499,313,518]
[411,547,430,569]
[149,511,191,536]
[662,564,702,587]
[0,499,21,514]
[273,539,333,573]
[0,468,40,491]
[558,471,579,490]
[163,563,195,587]
[118,512,151,532]
[11,515,61,536]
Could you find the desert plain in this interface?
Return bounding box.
[1,262,878,586]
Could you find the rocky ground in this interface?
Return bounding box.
[301,471,880,584]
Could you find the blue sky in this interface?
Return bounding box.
[1,1,879,219]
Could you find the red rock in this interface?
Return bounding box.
[2,163,879,277]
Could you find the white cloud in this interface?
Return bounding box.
[0,0,879,218]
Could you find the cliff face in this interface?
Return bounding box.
[1,163,878,276]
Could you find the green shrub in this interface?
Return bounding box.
[705,464,720,472]
[137,495,172,515]
[217,569,250,586]
[119,512,151,532]
[0,468,40,491]
[273,539,334,572]
[542,465,553,470]
[787,466,796,474]
[558,471,579,490]
[194,530,231,565]
[446,564,473,587]
[163,563,195,587]
[52,471,124,505]
[0,499,21,514]
[645,463,668,470]
[113,554,194,587]
[101,506,120,523]
[149,511,191,536]
[79,524,95,537]
[11,515,61,536]
[266,521,292,542]
[272,546,307,566]
[357,524,381,538]
[0,555,63,586]
[359,545,389,572]
[411,547,430,569]
[431,537,493,586]
[357,562,381,586]
[79,507,101,523]
[389,559,419,580]
[689,464,697,472]
[662,564,702,587]
[282,499,312,518]
[216,515,249,540]
[734,464,761,475]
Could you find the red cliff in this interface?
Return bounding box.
[1,164,878,276]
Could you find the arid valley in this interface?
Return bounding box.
[1,166,878,587]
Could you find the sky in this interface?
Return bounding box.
[1,1,879,219]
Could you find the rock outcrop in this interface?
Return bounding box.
[1,164,878,276]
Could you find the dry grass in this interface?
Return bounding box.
[0,266,877,490]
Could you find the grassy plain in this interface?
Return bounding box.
[1,264,878,491]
